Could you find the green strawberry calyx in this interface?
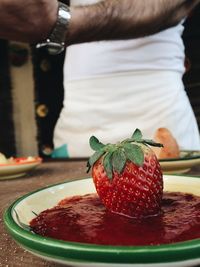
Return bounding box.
[87,129,163,179]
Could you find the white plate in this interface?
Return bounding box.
[159,150,200,174]
[0,157,42,180]
[4,175,200,267]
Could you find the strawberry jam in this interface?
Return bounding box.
[30,192,200,246]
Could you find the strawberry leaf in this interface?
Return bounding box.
[132,128,142,141]
[103,152,113,179]
[124,143,144,166]
[87,150,105,173]
[86,160,91,173]
[89,136,105,151]
[112,148,126,174]
[142,139,164,147]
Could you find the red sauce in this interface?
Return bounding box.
[30,192,200,246]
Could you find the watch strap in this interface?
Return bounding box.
[36,2,71,55]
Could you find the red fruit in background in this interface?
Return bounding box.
[87,129,163,218]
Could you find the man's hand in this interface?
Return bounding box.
[0,0,58,43]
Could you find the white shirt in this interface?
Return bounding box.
[66,0,185,81]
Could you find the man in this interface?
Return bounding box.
[0,0,200,45]
[53,0,200,157]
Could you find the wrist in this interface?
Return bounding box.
[66,5,94,46]
[29,0,59,43]
[64,6,80,46]
[41,1,59,41]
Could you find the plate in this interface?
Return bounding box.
[159,150,200,174]
[0,157,42,180]
[3,175,200,267]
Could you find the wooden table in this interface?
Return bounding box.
[0,160,200,267]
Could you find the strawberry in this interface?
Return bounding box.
[87,129,163,218]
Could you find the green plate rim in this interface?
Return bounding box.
[159,150,200,162]
[3,176,200,264]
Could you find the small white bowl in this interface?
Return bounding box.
[0,157,42,180]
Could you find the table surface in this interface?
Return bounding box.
[0,160,200,267]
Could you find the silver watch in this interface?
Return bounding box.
[36,2,71,55]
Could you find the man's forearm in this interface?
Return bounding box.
[0,0,199,44]
[67,0,200,45]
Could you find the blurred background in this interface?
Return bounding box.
[0,6,200,159]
